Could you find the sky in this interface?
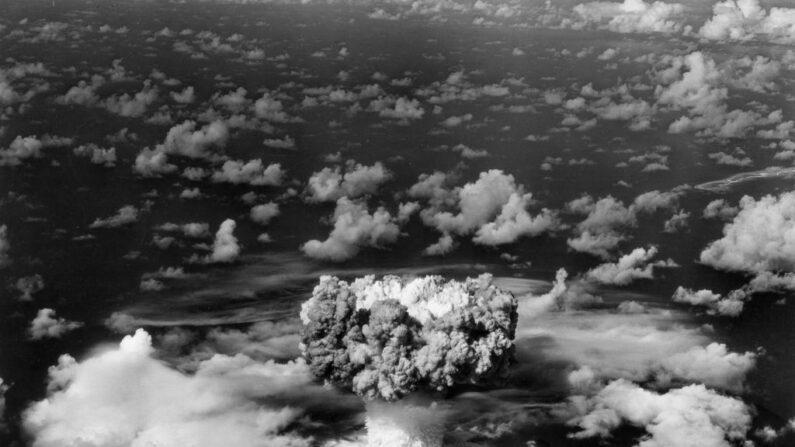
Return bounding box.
[1,0,795,446]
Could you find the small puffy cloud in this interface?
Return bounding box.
[171,85,195,104]
[304,161,391,203]
[0,135,72,166]
[301,197,401,262]
[567,230,626,260]
[672,286,747,317]
[89,205,139,229]
[703,199,738,220]
[263,135,295,149]
[568,379,752,446]
[139,278,165,292]
[378,97,424,120]
[183,223,211,238]
[441,113,473,127]
[102,82,158,117]
[663,209,690,233]
[73,144,117,167]
[211,160,284,186]
[23,329,314,447]
[632,189,681,214]
[133,148,177,177]
[423,232,457,256]
[0,224,9,268]
[700,192,795,274]
[208,219,240,263]
[250,202,280,225]
[585,246,660,285]
[573,0,686,34]
[29,308,83,340]
[708,150,752,167]
[449,144,488,159]
[156,222,210,238]
[161,120,229,160]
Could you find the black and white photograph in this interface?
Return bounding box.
[1,0,794,446]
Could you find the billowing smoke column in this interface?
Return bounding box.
[300,273,518,446]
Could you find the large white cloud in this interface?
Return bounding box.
[700,192,795,274]
[417,169,558,250]
[657,343,756,393]
[655,51,781,138]
[699,0,795,44]
[472,193,560,246]
[301,197,401,262]
[573,0,686,34]
[23,329,315,447]
[568,379,752,447]
[29,309,83,340]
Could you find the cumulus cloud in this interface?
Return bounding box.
[472,193,560,246]
[672,286,747,317]
[700,192,795,274]
[211,160,284,186]
[417,170,557,250]
[208,219,240,263]
[568,379,752,446]
[132,120,230,177]
[157,222,211,239]
[567,190,687,258]
[699,0,795,44]
[305,161,392,203]
[703,199,738,220]
[89,205,139,229]
[161,120,229,159]
[29,308,83,340]
[573,0,686,34]
[23,329,315,447]
[422,233,457,257]
[655,51,781,138]
[73,143,117,167]
[0,224,9,268]
[250,202,280,225]
[657,343,756,393]
[133,148,177,177]
[102,82,158,117]
[566,195,635,258]
[301,198,401,262]
[377,97,424,121]
[585,246,661,285]
[0,135,73,166]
